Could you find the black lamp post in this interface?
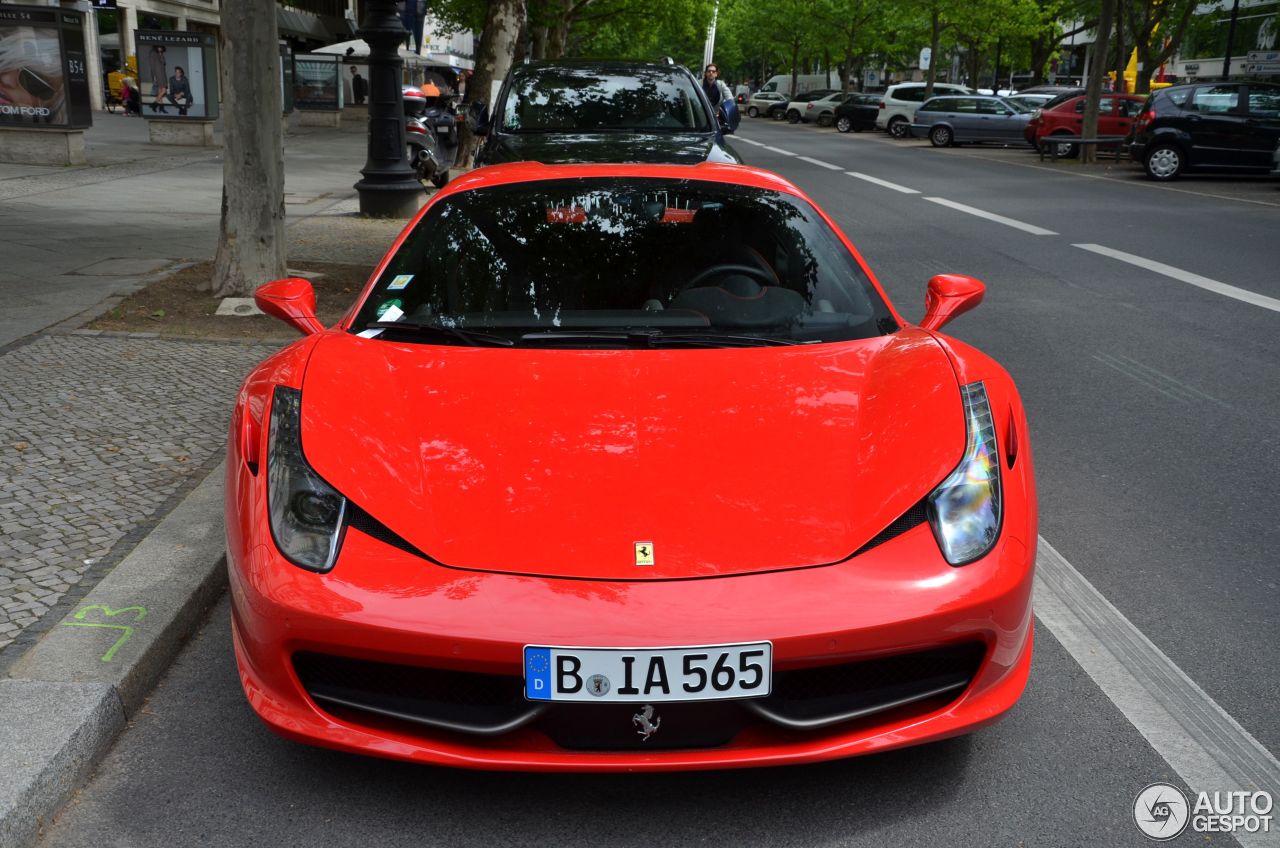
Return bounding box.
[354,0,424,218]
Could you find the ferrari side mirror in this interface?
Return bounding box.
[920,273,985,332]
[255,278,326,336]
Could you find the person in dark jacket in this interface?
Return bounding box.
[165,65,193,115]
[350,66,367,105]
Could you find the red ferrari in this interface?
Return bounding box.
[226,162,1037,771]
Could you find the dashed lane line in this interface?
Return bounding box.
[924,197,1058,235]
[745,137,1275,316]
[1035,537,1280,848]
[845,172,921,194]
[1075,243,1280,314]
[735,137,766,147]
[796,156,843,170]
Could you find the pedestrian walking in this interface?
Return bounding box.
[350,66,367,105]
[121,76,142,116]
[701,63,731,108]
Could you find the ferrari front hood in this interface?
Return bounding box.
[300,330,964,580]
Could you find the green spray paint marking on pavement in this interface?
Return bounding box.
[60,605,148,663]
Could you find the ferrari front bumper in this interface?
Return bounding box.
[228,515,1035,771]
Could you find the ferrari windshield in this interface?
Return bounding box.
[351,177,897,347]
[500,66,712,133]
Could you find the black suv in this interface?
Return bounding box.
[472,60,741,167]
[1126,82,1280,180]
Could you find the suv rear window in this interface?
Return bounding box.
[501,66,710,133]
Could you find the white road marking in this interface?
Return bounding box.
[1075,243,1280,314]
[761,145,797,156]
[1035,537,1280,848]
[735,137,766,147]
[797,156,843,170]
[845,172,920,194]
[924,197,1058,235]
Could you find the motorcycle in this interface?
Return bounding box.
[404,85,460,190]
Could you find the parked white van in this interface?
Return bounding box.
[759,73,839,98]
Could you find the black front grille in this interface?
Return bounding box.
[754,641,986,727]
[536,702,747,751]
[293,652,535,735]
[293,642,986,749]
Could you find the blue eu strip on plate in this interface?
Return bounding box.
[525,646,553,700]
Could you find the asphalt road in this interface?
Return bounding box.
[727,121,1280,758]
[40,120,1278,847]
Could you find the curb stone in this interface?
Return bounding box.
[0,463,228,848]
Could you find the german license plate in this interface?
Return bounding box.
[524,642,772,702]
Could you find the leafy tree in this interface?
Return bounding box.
[1125,0,1198,92]
[812,0,895,91]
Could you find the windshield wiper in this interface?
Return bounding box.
[519,330,804,348]
[366,321,515,347]
[648,332,806,347]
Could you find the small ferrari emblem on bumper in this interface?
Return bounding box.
[634,542,654,566]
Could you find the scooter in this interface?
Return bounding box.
[406,113,450,189]
[404,85,459,189]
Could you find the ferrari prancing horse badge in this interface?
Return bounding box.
[634,542,654,566]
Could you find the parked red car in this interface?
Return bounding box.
[1025,94,1146,157]
[227,162,1038,771]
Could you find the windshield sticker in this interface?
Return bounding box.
[546,206,587,224]
[387,274,414,290]
[376,300,404,321]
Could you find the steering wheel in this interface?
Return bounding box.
[681,263,777,291]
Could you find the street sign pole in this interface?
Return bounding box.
[1222,0,1242,78]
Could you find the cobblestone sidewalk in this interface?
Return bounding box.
[0,334,279,653]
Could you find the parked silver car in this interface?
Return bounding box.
[746,91,788,119]
[910,94,1033,147]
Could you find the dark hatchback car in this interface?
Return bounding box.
[1127,82,1280,180]
[473,60,741,167]
[833,93,880,133]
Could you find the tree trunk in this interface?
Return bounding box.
[1082,0,1117,164]
[925,9,941,97]
[211,0,285,298]
[547,0,571,59]
[1113,0,1128,93]
[532,26,548,59]
[789,41,799,98]
[456,0,526,168]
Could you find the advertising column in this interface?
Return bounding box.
[0,5,93,164]
[135,29,219,145]
[293,53,343,127]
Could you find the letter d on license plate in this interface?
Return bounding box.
[523,642,771,703]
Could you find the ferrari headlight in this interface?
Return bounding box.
[927,382,1001,566]
[267,386,347,572]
